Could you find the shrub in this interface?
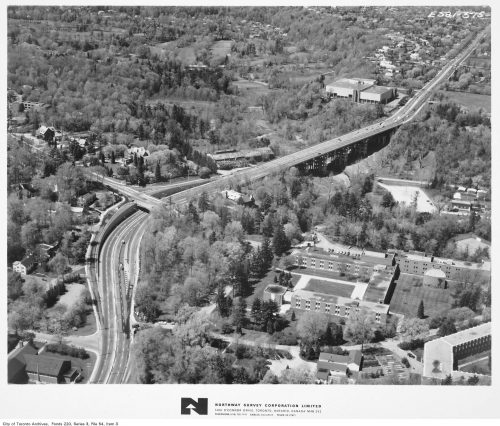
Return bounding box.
[398,339,424,351]
[273,330,298,346]
[44,282,66,308]
[235,344,249,360]
[401,357,411,368]
[221,323,234,334]
[45,343,89,359]
[320,346,349,356]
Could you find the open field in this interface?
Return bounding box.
[377,182,436,213]
[389,274,456,318]
[150,42,197,64]
[232,79,271,103]
[211,40,233,60]
[304,278,355,298]
[58,283,85,307]
[440,90,491,113]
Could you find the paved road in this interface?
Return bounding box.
[85,28,486,383]
[99,27,486,213]
[92,210,148,384]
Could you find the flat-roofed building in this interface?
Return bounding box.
[292,289,390,324]
[396,251,489,280]
[325,78,395,104]
[209,147,274,168]
[359,85,396,104]
[423,322,491,381]
[325,78,376,102]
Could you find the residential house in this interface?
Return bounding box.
[24,354,81,384]
[36,125,56,143]
[37,243,57,262]
[127,146,150,160]
[223,190,255,206]
[77,192,97,208]
[8,343,39,384]
[12,254,37,275]
[13,183,36,199]
[316,350,363,384]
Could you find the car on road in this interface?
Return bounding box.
[407,352,416,359]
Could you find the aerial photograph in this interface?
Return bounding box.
[6,5,491,386]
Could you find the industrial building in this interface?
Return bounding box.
[423,322,491,382]
[325,77,396,104]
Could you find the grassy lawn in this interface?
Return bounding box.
[211,40,233,60]
[389,273,456,318]
[238,329,274,346]
[70,309,97,337]
[458,354,491,376]
[58,283,85,307]
[293,266,361,283]
[245,269,298,305]
[304,278,355,298]
[440,90,491,113]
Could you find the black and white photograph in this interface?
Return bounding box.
[1,0,498,422]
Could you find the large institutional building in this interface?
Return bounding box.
[423,322,491,382]
[290,247,398,323]
[396,251,490,280]
[325,77,397,104]
[289,244,490,325]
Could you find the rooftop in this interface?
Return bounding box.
[361,85,394,94]
[8,343,38,383]
[293,289,390,314]
[424,268,446,278]
[431,322,491,348]
[293,247,394,268]
[24,354,69,377]
[264,284,287,295]
[326,77,375,91]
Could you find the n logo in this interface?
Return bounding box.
[181,398,208,415]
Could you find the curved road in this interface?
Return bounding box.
[89,27,487,383]
[92,210,149,384]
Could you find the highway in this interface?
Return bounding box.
[89,27,486,383]
[162,27,486,206]
[92,210,149,384]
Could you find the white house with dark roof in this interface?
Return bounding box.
[13,254,37,275]
[316,350,363,384]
